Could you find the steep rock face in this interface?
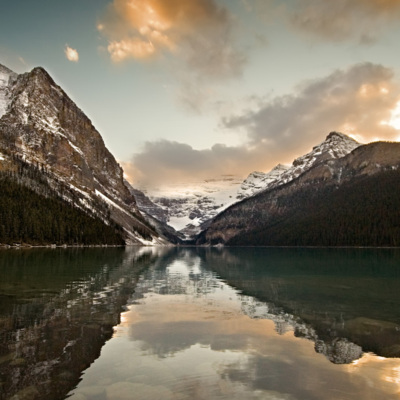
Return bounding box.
[0,67,127,197]
[124,180,184,244]
[125,180,169,224]
[0,64,167,245]
[197,141,400,246]
[0,64,18,119]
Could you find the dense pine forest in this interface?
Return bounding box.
[227,170,400,247]
[0,157,125,246]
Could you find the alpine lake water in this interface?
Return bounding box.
[1,247,400,400]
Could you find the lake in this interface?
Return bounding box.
[1,247,400,400]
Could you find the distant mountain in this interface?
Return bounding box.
[238,131,360,198]
[0,63,170,245]
[196,141,400,247]
[124,180,183,244]
[136,175,244,239]
[237,164,290,200]
[138,132,360,239]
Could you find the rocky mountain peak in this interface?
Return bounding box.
[318,131,360,153]
[0,63,17,77]
[294,132,360,167]
[326,131,350,140]
[278,131,361,186]
[0,64,18,119]
[0,63,167,244]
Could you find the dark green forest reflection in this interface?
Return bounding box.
[0,247,160,400]
[197,247,400,361]
[2,247,400,400]
[69,247,400,400]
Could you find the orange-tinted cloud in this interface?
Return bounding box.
[224,62,400,153]
[130,63,400,187]
[99,0,245,79]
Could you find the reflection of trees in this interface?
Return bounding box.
[196,247,400,362]
[0,247,165,400]
[121,247,365,364]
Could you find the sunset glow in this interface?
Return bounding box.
[381,101,400,130]
[2,0,400,185]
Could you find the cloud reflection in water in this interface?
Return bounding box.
[69,249,400,400]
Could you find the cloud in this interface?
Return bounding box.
[130,63,400,186]
[224,63,400,154]
[129,140,256,186]
[99,0,243,70]
[99,0,245,110]
[64,45,79,62]
[257,0,400,43]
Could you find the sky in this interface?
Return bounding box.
[1,0,400,188]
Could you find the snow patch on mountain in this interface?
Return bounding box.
[137,175,244,238]
[0,64,17,119]
[268,132,360,189]
[237,164,290,200]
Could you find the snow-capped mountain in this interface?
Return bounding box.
[197,140,400,246]
[0,63,168,245]
[274,131,361,187]
[138,132,360,239]
[238,132,360,199]
[136,175,244,239]
[237,164,290,200]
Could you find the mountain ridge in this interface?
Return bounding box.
[137,131,361,239]
[196,140,400,246]
[0,63,170,245]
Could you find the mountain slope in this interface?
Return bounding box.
[0,159,125,246]
[197,141,400,247]
[237,131,360,199]
[0,63,168,245]
[139,132,360,239]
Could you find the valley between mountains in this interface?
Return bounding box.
[1,63,400,247]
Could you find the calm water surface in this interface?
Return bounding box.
[1,247,400,400]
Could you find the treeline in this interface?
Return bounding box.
[227,170,400,247]
[0,157,125,246]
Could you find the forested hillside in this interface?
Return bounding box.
[197,142,400,247]
[227,170,400,247]
[0,158,125,246]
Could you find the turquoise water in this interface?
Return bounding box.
[1,247,400,399]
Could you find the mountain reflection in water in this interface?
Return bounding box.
[0,247,159,400]
[1,247,400,400]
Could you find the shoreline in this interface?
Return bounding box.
[1,243,400,250]
[0,243,126,249]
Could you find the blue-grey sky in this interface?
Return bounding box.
[2,0,400,186]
